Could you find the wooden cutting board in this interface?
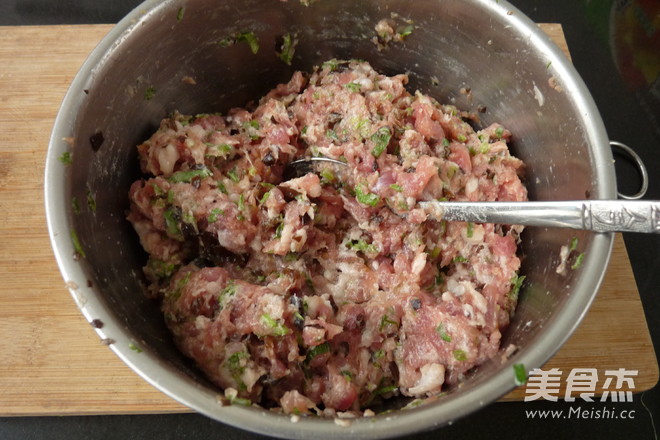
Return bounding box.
[0,24,656,416]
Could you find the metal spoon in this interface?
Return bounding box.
[286,157,660,234]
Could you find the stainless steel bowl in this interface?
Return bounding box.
[45,0,615,438]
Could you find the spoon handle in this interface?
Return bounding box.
[419,200,660,233]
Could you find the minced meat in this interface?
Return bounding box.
[127,59,527,415]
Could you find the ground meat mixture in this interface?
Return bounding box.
[127,59,527,415]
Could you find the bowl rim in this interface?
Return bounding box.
[44,0,615,438]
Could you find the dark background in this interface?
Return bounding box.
[2,0,659,439]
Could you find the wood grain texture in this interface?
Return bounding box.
[0,24,656,416]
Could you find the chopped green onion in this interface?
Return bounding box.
[513,363,527,386]
[259,190,271,204]
[278,33,297,65]
[370,126,391,158]
[379,314,398,331]
[218,281,236,306]
[207,208,224,223]
[355,185,380,207]
[216,181,228,194]
[147,258,178,279]
[176,6,184,21]
[320,168,335,184]
[71,197,81,214]
[346,239,379,254]
[164,207,181,237]
[389,183,403,192]
[227,167,241,183]
[236,31,259,54]
[58,151,72,165]
[398,24,414,37]
[228,395,252,406]
[452,255,468,263]
[261,313,290,336]
[456,134,467,142]
[305,341,331,364]
[274,220,284,239]
[70,230,86,258]
[495,126,504,138]
[345,82,361,93]
[436,323,452,342]
[322,59,339,71]
[144,86,156,100]
[168,167,212,183]
[466,222,474,238]
[571,253,585,270]
[569,237,579,252]
[128,343,142,353]
[453,349,467,361]
[341,370,354,381]
[508,274,526,301]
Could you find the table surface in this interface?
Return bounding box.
[1,0,659,439]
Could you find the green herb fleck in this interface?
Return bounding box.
[370,126,391,158]
[274,220,284,239]
[379,314,398,331]
[398,24,414,37]
[164,207,181,237]
[320,168,335,185]
[508,274,526,301]
[144,86,156,100]
[326,129,339,142]
[261,313,290,336]
[58,151,72,165]
[569,237,579,252]
[322,59,339,71]
[452,255,469,264]
[228,395,252,406]
[147,258,178,279]
[207,208,224,223]
[305,342,331,364]
[128,343,142,353]
[466,222,474,238]
[453,349,467,361]
[85,189,96,213]
[389,184,403,192]
[436,323,452,342]
[513,363,527,386]
[236,31,259,54]
[341,370,354,381]
[571,253,585,270]
[456,134,467,142]
[216,181,228,194]
[259,190,271,204]
[71,197,81,215]
[345,82,361,93]
[278,33,297,65]
[227,167,241,183]
[355,185,380,207]
[226,350,248,390]
[176,6,184,21]
[70,230,86,258]
[218,281,236,306]
[495,126,504,138]
[346,239,379,254]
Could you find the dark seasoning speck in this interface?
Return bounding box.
[89,131,104,151]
